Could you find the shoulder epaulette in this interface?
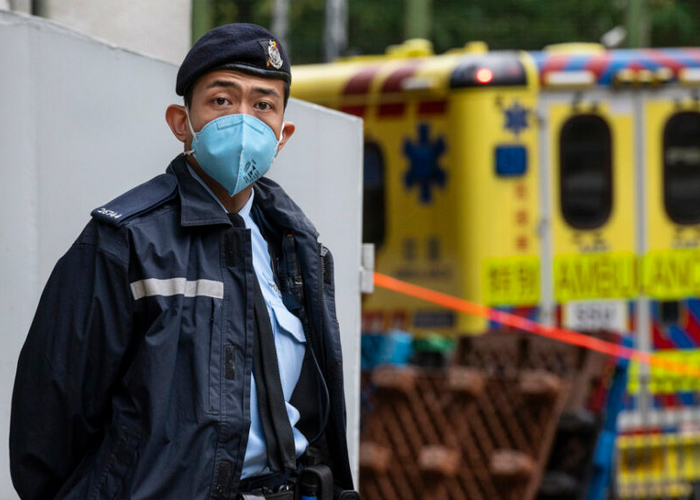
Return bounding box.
[91,173,178,226]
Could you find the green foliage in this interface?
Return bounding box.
[287,0,325,63]
[649,0,700,47]
[207,0,700,64]
[431,0,621,51]
[347,1,403,58]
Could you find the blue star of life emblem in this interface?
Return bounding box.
[504,101,529,136]
[403,123,447,203]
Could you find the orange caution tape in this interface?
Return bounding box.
[373,272,700,378]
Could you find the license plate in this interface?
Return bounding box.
[563,300,628,332]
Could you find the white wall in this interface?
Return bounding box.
[41,0,192,65]
[0,1,30,14]
[0,11,361,498]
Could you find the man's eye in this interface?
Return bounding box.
[256,102,272,111]
[214,97,229,106]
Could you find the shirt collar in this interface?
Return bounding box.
[238,187,255,220]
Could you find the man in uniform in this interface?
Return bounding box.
[10,23,354,500]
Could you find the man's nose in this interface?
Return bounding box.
[238,101,255,116]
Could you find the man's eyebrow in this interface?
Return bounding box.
[204,80,280,99]
[252,87,280,98]
[205,80,240,90]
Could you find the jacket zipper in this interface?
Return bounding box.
[314,243,328,369]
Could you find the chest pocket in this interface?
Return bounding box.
[124,277,226,419]
[204,295,225,415]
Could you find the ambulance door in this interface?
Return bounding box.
[539,90,637,333]
[639,87,700,409]
[614,85,700,500]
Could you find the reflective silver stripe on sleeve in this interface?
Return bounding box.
[130,278,224,300]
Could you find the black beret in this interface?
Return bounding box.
[176,23,291,96]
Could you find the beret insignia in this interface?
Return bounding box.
[267,40,283,70]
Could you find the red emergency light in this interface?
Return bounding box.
[476,68,494,84]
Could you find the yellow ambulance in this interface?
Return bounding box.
[293,42,700,497]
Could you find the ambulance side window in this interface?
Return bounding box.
[664,111,700,225]
[364,142,386,249]
[559,114,613,229]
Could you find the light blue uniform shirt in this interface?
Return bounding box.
[186,166,308,478]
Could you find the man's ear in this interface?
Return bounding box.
[165,104,190,143]
[277,121,296,153]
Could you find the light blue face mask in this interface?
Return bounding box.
[185,111,284,196]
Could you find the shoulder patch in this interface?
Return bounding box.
[91,173,178,226]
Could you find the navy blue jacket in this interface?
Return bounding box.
[10,155,353,499]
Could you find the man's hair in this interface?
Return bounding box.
[183,77,290,110]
